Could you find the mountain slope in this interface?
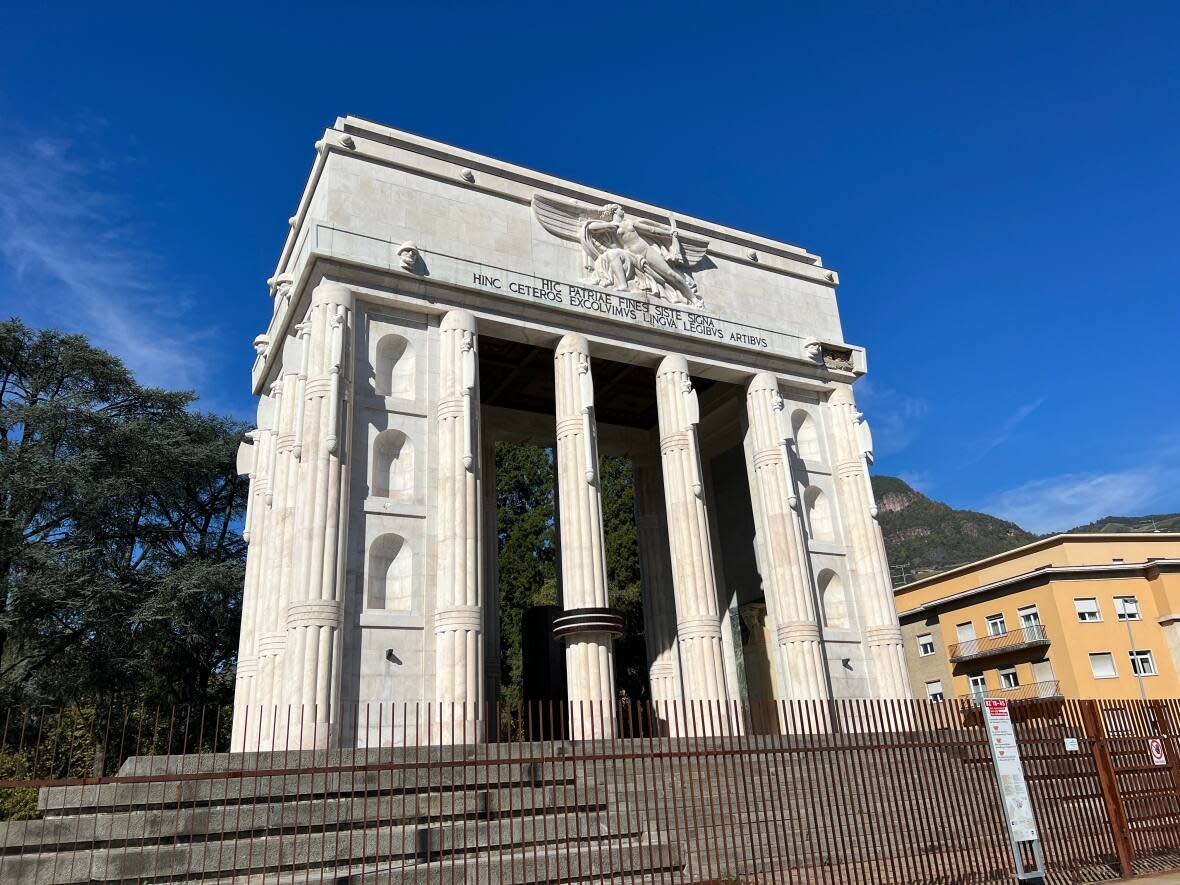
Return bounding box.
[1068,513,1180,534]
[871,475,1180,584]
[871,476,1037,584]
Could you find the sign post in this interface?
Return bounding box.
[981,698,1046,881]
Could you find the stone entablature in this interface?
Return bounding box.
[232,118,907,751]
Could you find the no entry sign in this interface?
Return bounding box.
[1149,737,1168,766]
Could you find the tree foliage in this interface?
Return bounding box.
[0,319,247,708]
[493,441,648,705]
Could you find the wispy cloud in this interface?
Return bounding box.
[979,444,1180,534]
[855,378,929,457]
[961,395,1047,466]
[0,128,213,390]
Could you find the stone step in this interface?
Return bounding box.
[39,760,576,816]
[0,809,641,883]
[1,783,605,856]
[253,838,683,885]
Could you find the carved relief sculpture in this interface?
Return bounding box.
[533,195,709,307]
[397,241,421,273]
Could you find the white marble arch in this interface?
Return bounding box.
[233,119,911,750]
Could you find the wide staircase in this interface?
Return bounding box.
[0,742,683,883]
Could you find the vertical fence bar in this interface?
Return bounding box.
[1081,699,1134,876]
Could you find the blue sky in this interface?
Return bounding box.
[1,2,1177,533]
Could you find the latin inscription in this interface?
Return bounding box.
[471,271,770,351]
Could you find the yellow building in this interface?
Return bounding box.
[894,534,1180,702]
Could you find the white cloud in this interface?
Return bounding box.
[855,378,929,457]
[962,395,1047,465]
[0,130,213,390]
[980,452,1180,534]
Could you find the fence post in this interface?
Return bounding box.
[1080,700,1133,877]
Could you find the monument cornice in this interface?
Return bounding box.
[254,250,861,397]
[273,118,840,293]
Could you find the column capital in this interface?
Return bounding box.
[555,332,590,356]
[746,372,780,395]
[656,353,689,378]
[311,280,353,308]
[440,308,477,333]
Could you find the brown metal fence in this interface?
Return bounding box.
[0,698,1178,883]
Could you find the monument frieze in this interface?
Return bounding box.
[310,224,816,360]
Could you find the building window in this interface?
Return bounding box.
[956,621,976,643]
[968,672,987,698]
[999,667,1020,690]
[1018,605,1041,628]
[1089,652,1117,679]
[925,680,945,701]
[1075,598,1101,622]
[985,614,1007,636]
[1130,650,1158,676]
[917,633,935,657]
[1115,597,1141,621]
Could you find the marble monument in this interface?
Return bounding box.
[232,117,909,749]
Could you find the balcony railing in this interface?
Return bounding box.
[977,680,1063,702]
[949,624,1050,663]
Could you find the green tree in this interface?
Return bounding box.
[0,319,247,708]
[493,441,558,706]
[492,442,649,705]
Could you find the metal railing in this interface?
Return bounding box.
[949,623,1050,662]
[0,697,1176,883]
[982,679,1062,701]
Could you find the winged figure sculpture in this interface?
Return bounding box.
[533,194,709,307]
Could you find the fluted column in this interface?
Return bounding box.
[434,309,484,741]
[633,453,680,706]
[745,374,827,704]
[655,355,730,731]
[554,334,619,739]
[827,383,911,698]
[256,368,298,745]
[279,282,353,747]
[232,428,265,750]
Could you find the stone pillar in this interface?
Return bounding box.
[279,282,353,747]
[255,365,300,746]
[553,334,620,739]
[434,309,484,740]
[232,427,265,751]
[633,453,680,707]
[745,374,828,704]
[655,355,730,730]
[827,383,911,698]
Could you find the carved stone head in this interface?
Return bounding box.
[802,337,823,363]
[397,241,420,272]
[268,273,294,302]
[253,334,270,357]
[601,202,625,223]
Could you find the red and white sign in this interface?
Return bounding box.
[1149,737,1168,767]
[981,697,1039,842]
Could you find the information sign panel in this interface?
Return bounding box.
[982,698,1039,843]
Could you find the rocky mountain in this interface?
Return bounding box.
[870,476,1036,584]
[871,475,1180,585]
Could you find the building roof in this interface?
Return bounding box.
[892,533,1180,597]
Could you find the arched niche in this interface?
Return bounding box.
[373,334,415,398]
[372,429,414,499]
[804,486,834,542]
[791,409,821,463]
[818,569,849,629]
[367,533,412,611]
